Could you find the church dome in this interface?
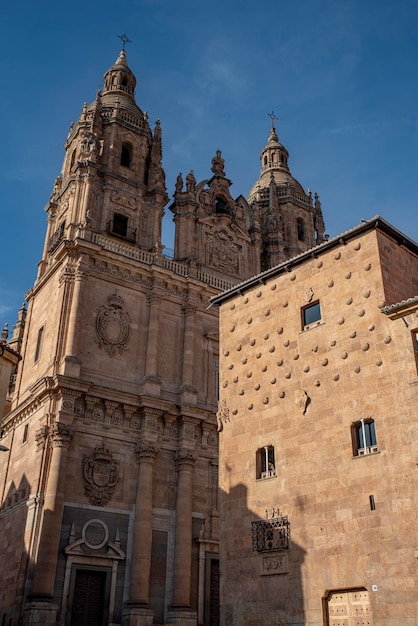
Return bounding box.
[248,125,305,201]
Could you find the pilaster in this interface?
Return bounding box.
[24,422,74,625]
[168,448,197,626]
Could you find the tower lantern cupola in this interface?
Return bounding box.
[103,49,136,100]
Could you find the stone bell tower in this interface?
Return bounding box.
[0,48,228,626]
[248,119,326,270]
[38,47,167,288]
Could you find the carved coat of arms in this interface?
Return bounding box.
[82,444,119,506]
[96,292,130,355]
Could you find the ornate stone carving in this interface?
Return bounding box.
[186,170,196,192]
[35,425,49,451]
[50,422,74,447]
[175,448,196,469]
[216,399,230,432]
[96,292,130,355]
[135,440,158,463]
[261,553,289,576]
[211,150,225,176]
[80,131,101,158]
[110,190,136,209]
[206,229,239,273]
[82,444,119,506]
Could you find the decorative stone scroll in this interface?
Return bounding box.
[96,292,130,356]
[82,444,119,506]
[216,399,230,432]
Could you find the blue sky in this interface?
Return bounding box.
[1,0,418,329]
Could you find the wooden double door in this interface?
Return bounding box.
[68,568,109,626]
[327,589,372,626]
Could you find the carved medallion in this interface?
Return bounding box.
[82,444,119,506]
[96,292,130,355]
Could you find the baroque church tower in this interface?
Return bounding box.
[0,49,326,626]
[248,121,326,270]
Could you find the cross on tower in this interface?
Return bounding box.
[118,34,132,50]
[268,111,278,129]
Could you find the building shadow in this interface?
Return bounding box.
[219,482,306,626]
[0,473,32,624]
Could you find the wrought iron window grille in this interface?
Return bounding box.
[252,515,290,552]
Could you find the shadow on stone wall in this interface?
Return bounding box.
[220,483,306,626]
[0,473,32,624]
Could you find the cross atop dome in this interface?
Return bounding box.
[117,33,132,51]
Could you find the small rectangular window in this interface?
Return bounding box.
[34,326,44,362]
[411,330,418,371]
[256,446,276,480]
[302,301,321,329]
[112,213,128,237]
[352,418,378,456]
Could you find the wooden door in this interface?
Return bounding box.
[327,589,372,626]
[70,569,107,626]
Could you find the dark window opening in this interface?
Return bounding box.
[34,326,44,362]
[121,145,131,168]
[297,218,305,241]
[22,424,28,443]
[256,446,276,480]
[352,419,378,456]
[112,213,128,237]
[70,149,76,170]
[412,330,418,371]
[215,197,227,214]
[121,75,128,87]
[302,301,321,328]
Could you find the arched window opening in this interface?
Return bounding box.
[215,197,227,214]
[121,144,131,168]
[297,217,305,241]
[70,149,76,171]
[34,326,44,362]
[264,156,268,166]
[121,75,128,87]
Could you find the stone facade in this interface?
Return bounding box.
[0,49,328,626]
[213,218,418,626]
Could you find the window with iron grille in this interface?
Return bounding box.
[252,516,290,552]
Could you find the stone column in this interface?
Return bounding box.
[168,449,197,626]
[24,422,73,626]
[123,441,158,626]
